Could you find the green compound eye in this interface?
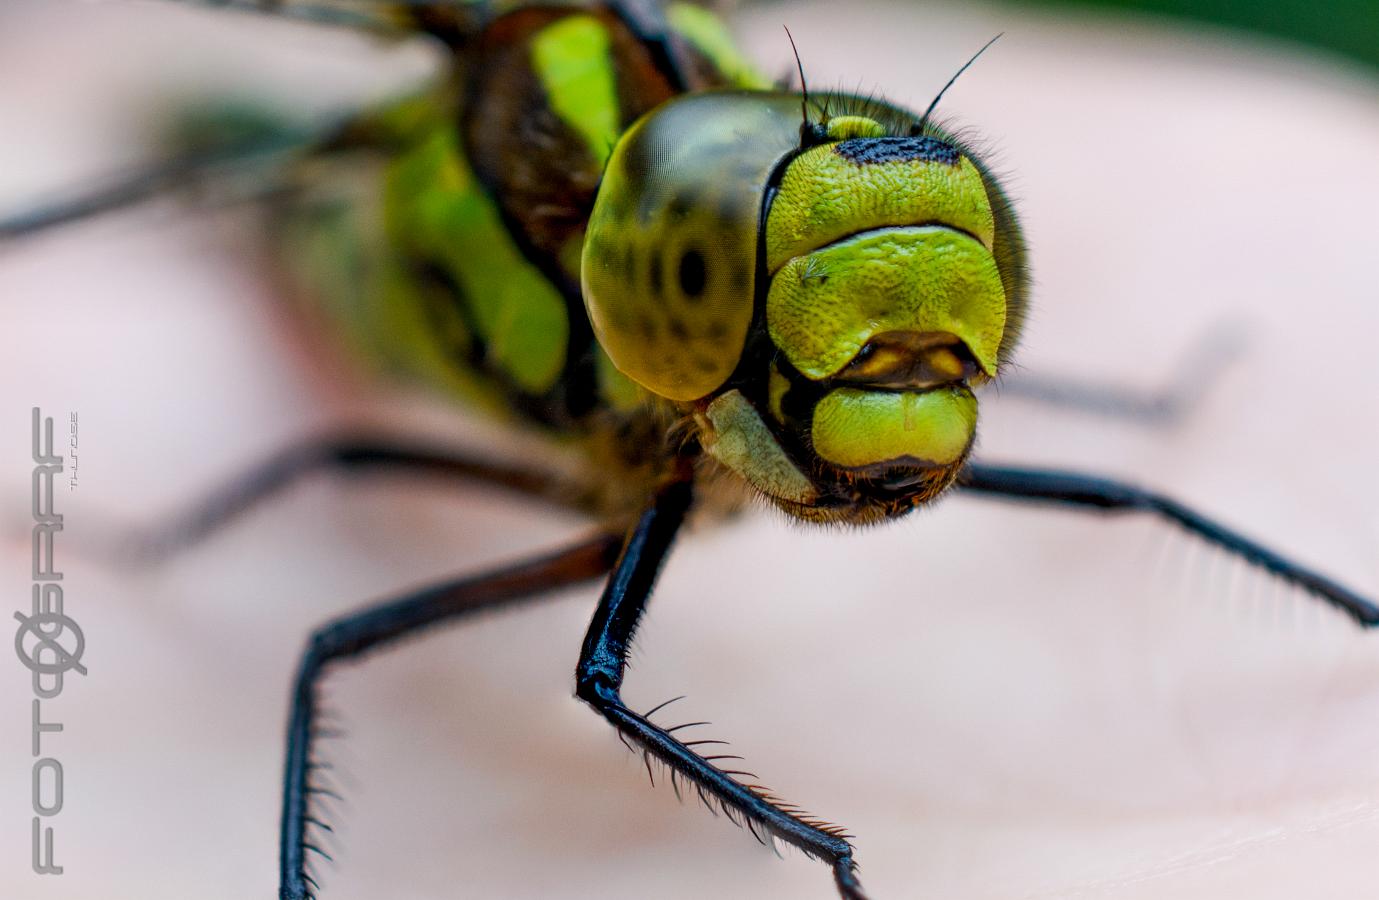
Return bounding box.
[582,92,802,402]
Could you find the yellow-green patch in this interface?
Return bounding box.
[596,345,646,413]
[765,148,996,273]
[826,116,887,140]
[666,2,770,89]
[767,226,1007,380]
[279,163,513,418]
[703,390,817,503]
[812,387,976,468]
[385,128,568,395]
[532,14,621,166]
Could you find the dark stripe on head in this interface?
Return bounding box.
[834,136,960,166]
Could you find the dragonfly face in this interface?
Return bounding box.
[584,92,1028,523]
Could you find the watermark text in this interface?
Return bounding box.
[15,407,86,874]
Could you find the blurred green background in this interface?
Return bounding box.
[1008,0,1379,70]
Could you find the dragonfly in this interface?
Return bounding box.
[2,1,1379,898]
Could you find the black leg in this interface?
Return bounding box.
[0,154,217,242]
[574,474,868,900]
[165,0,452,33]
[997,321,1247,426]
[279,530,622,900]
[0,129,318,244]
[0,98,388,247]
[959,462,1379,628]
[116,434,585,565]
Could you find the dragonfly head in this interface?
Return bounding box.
[583,94,1027,524]
[742,127,1024,523]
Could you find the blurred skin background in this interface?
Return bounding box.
[2,1,1378,898]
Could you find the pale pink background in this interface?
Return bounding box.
[2,2,1378,899]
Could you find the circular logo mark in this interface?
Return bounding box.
[14,611,87,677]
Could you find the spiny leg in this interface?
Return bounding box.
[959,462,1379,628]
[574,474,867,900]
[162,0,488,34]
[0,121,334,244]
[115,434,586,565]
[0,79,394,247]
[996,320,1247,426]
[279,531,622,900]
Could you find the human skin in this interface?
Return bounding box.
[1,1,1377,898]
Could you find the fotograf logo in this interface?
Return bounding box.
[15,407,86,875]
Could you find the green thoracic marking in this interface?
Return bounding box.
[666,2,770,89]
[365,90,449,144]
[279,156,515,419]
[595,344,647,412]
[385,127,568,394]
[532,14,621,165]
[812,386,977,469]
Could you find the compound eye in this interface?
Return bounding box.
[582,93,802,402]
[584,195,752,401]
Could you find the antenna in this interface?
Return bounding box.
[914,33,1002,135]
[783,26,812,134]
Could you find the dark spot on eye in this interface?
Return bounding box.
[706,319,729,340]
[667,191,694,220]
[833,136,960,166]
[694,355,719,374]
[678,249,707,300]
[637,315,657,339]
[668,318,689,340]
[649,252,663,297]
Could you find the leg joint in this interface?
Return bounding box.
[575,668,621,708]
